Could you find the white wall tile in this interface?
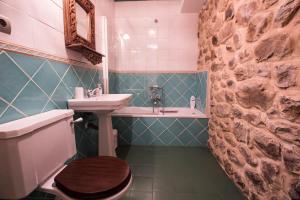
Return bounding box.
[0,1,34,47]
[0,0,116,66]
[27,0,62,32]
[50,0,63,8]
[114,1,198,72]
[32,20,66,58]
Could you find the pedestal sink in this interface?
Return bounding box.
[68,94,132,157]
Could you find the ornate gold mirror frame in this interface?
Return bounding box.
[63,0,104,65]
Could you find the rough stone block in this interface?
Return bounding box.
[214,103,232,118]
[233,120,249,143]
[253,131,282,159]
[234,65,255,81]
[239,145,258,167]
[236,78,276,111]
[243,110,266,127]
[232,105,243,119]
[227,148,245,166]
[279,92,300,123]
[219,118,233,132]
[254,34,293,62]
[274,0,300,27]
[218,21,234,43]
[226,79,236,88]
[267,119,300,146]
[275,64,297,88]
[225,3,234,20]
[233,32,242,50]
[236,2,258,26]
[238,49,253,64]
[283,147,300,174]
[289,179,300,199]
[246,13,273,42]
[224,131,237,147]
[256,66,271,78]
[263,0,279,9]
[233,172,249,194]
[245,169,267,194]
[261,161,280,184]
[224,160,234,175]
[228,57,237,70]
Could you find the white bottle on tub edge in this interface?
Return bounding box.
[190,96,196,113]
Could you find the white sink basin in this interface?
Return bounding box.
[68,94,132,112]
[67,94,132,157]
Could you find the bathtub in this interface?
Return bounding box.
[112,107,207,118]
[112,107,209,147]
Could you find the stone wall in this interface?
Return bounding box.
[198,0,300,199]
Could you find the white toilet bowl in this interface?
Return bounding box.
[41,165,132,200]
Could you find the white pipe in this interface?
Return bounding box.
[101,16,109,94]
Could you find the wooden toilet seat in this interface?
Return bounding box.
[54,156,131,199]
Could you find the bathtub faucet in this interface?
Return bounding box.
[149,85,165,114]
[151,94,161,105]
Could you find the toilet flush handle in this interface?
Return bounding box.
[71,117,83,124]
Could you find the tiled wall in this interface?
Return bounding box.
[112,117,208,146]
[0,50,101,157]
[0,0,116,67]
[109,71,208,112]
[196,72,207,112]
[114,1,198,72]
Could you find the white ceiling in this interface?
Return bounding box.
[180,0,207,13]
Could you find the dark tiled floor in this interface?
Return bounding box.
[23,146,246,200]
[22,190,56,200]
[117,146,246,200]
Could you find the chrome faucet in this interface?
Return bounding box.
[151,94,161,105]
[87,88,98,98]
[86,84,102,98]
[149,85,165,113]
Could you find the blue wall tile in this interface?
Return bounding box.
[196,71,208,112]
[0,50,102,124]
[32,61,61,95]
[7,52,44,76]
[0,106,24,124]
[49,60,69,77]
[109,71,208,147]
[0,52,29,102]
[112,117,208,147]
[62,66,81,92]
[0,99,8,116]
[0,50,102,158]
[109,71,208,112]
[12,81,49,116]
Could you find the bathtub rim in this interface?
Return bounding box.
[112,107,208,119]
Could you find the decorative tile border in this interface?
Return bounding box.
[112,117,209,147]
[0,40,100,69]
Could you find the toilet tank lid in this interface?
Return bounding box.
[0,109,74,139]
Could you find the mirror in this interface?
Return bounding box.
[63,0,104,65]
[63,0,96,49]
[75,3,90,40]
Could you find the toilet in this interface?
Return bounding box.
[0,110,132,200]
